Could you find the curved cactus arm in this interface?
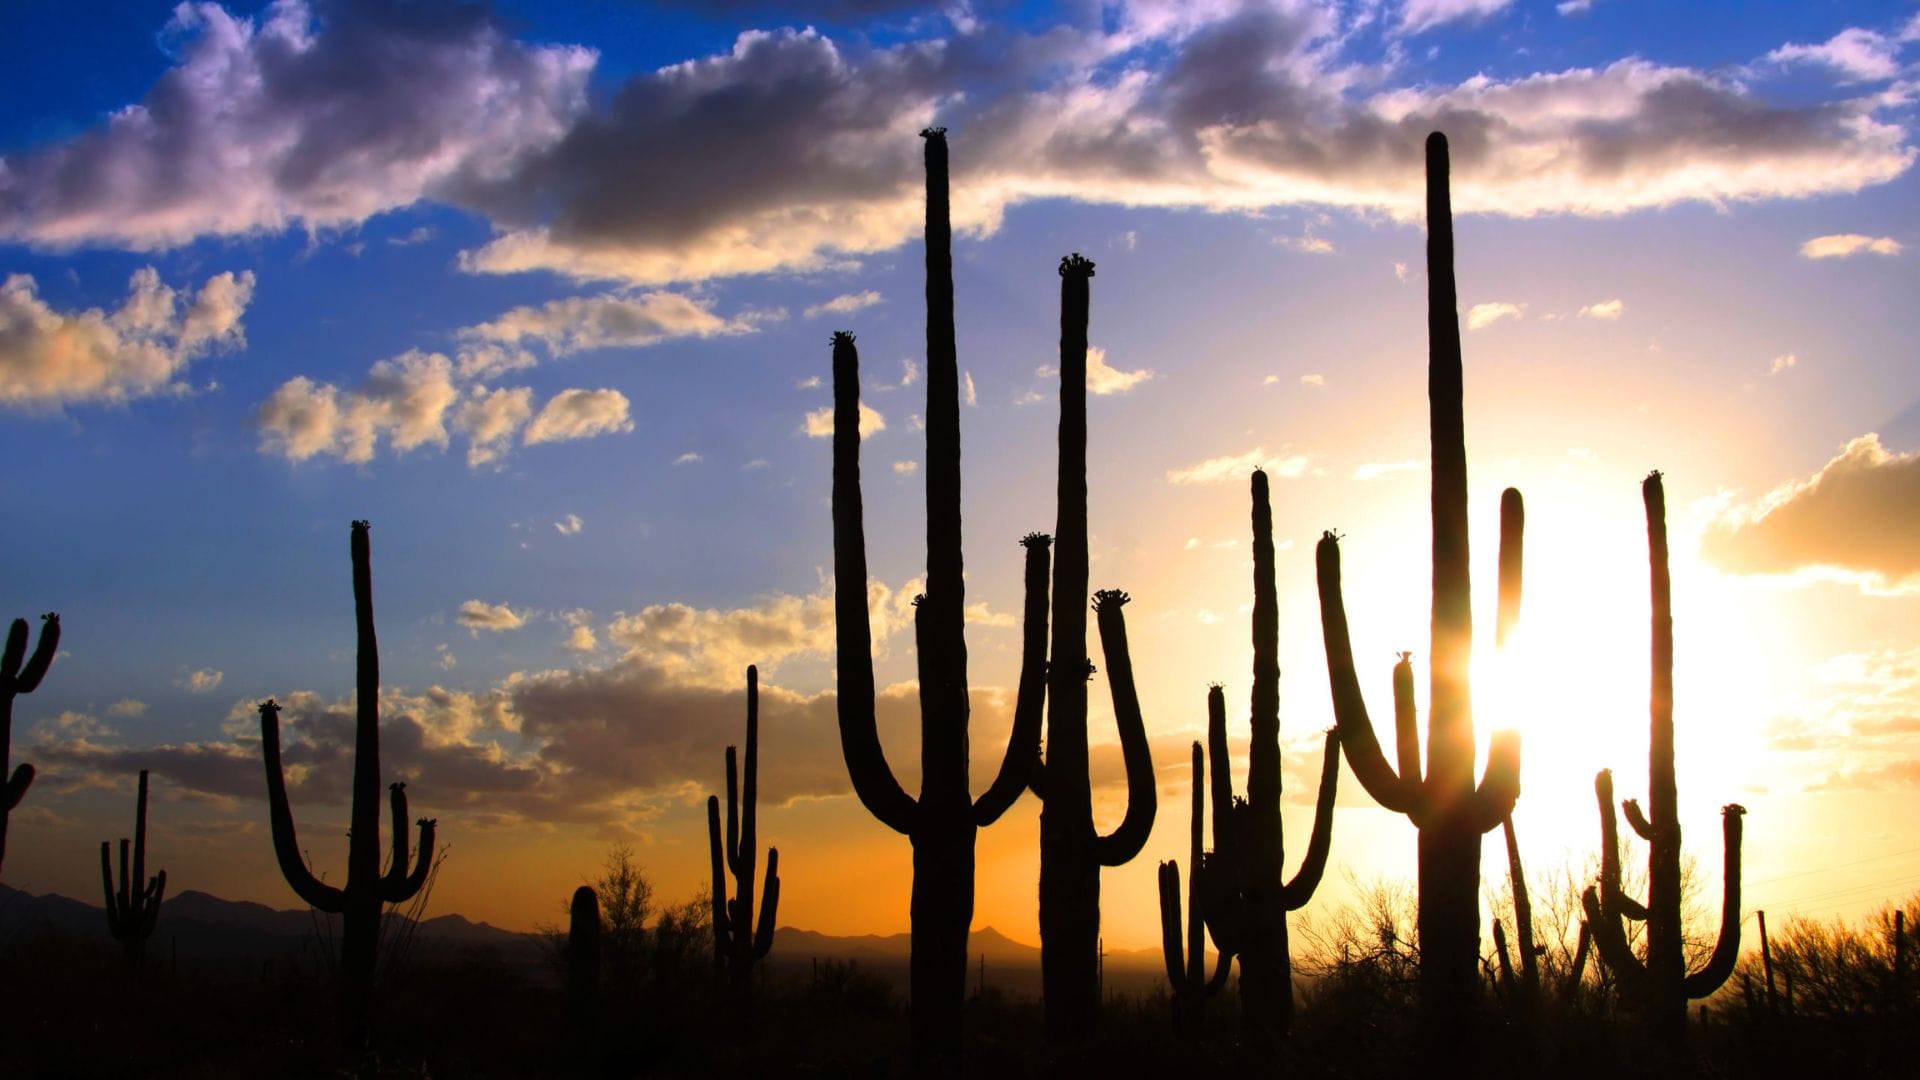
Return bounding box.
[5,763,31,810]
[1566,920,1592,993]
[381,782,411,893]
[753,847,780,959]
[1316,533,1419,816]
[974,534,1052,825]
[1492,918,1515,995]
[1593,769,1649,921]
[1681,804,1746,998]
[101,841,124,936]
[1158,861,1186,987]
[1581,885,1647,994]
[1464,729,1522,834]
[1279,728,1341,911]
[1204,947,1234,995]
[4,613,61,691]
[707,794,733,951]
[830,331,919,837]
[259,700,346,913]
[383,817,435,903]
[1621,798,1656,842]
[1205,685,1235,846]
[1496,489,1524,648]
[1090,591,1157,866]
[1029,752,1049,800]
[143,870,167,932]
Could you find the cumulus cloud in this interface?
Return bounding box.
[1800,233,1903,259]
[1400,0,1517,35]
[1766,27,1904,83]
[1167,447,1309,485]
[523,388,634,444]
[1578,298,1625,320]
[180,668,224,693]
[453,385,534,467]
[804,401,886,438]
[1701,434,1920,591]
[1466,301,1525,330]
[0,267,253,408]
[803,290,883,319]
[1035,345,1154,396]
[458,600,527,633]
[462,290,749,355]
[555,513,584,535]
[0,0,592,250]
[257,350,460,463]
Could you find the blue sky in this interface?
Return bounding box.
[2,0,1918,944]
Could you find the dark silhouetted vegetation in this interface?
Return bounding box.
[1,611,58,878]
[100,768,166,970]
[1158,740,1224,1047]
[707,664,779,986]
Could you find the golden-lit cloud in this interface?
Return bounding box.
[803,290,883,319]
[463,291,751,355]
[1166,447,1309,485]
[458,600,527,633]
[1578,299,1625,320]
[1701,433,1920,591]
[179,669,224,693]
[804,402,886,438]
[455,385,535,468]
[1035,346,1153,396]
[1466,301,1525,330]
[0,268,253,408]
[1800,233,1903,258]
[107,699,147,718]
[524,388,634,444]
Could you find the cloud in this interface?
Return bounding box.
[1578,298,1625,320]
[458,600,527,633]
[257,350,461,464]
[180,669,223,693]
[524,388,634,444]
[1766,28,1904,83]
[1355,460,1424,481]
[1466,301,1525,330]
[555,513,584,535]
[462,290,749,355]
[964,371,976,406]
[0,267,254,408]
[804,401,886,438]
[673,451,703,465]
[1701,434,1920,591]
[1769,353,1798,375]
[893,460,918,475]
[453,384,535,467]
[1556,0,1595,14]
[803,290,883,319]
[1300,373,1326,387]
[1800,233,1903,259]
[1167,447,1309,485]
[107,699,147,718]
[0,0,592,250]
[1035,345,1154,396]
[1277,235,1335,254]
[1400,0,1517,35]
[564,625,598,653]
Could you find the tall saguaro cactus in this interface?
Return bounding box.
[1160,741,1227,1046]
[708,665,780,985]
[1582,471,1746,1047]
[101,768,167,968]
[260,521,437,1048]
[832,128,1050,1061]
[1315,131,1524,1041]
[1033,253,1157,1044]
[1202,470,1340,1048]
[1,611,59,878]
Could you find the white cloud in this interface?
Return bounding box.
[673,451,702,465]
[899,358,920,387]
[1166,447,1309,485]
[1800,233,1903,259]
[0,267,254,408]
[796,375,822,390]
[524,388,634,444]
[555,514,584,535]
[804,401,885,438]
[1770,353,1798,375]
[1037,345,1154,396]
[1278,235,1335,254]
[458,599,527,633]
[256,350,459,464]
[1400,0,1519,35]
[893,460,918,475]
[181,668,223,693]
[454,385,534,467]
[964,371,977,406]
[802,290,883,319]
[463,291,749,355]
[1767,28,1903,83]
[1556,0,1595,14]
[1466,301,1525,330]
[1578,298,1625,320]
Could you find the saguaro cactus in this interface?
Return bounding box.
[1202,470,1339,1048]
[1491,815,1539,1006]
[1033,253,1157,1044]
[1160,741,1228,1046]
[709,665,780,985]
[1315,131,1524,1042]
[1582,471,1745,1047]
[832,128,1050,1061]
[1,611,59,877]
[567,885,601,1039]
[260,520,437,1048]
[101,768,167,968]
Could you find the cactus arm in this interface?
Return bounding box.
[1496,489,1524,647]
[707,794,732,950]
[1593,769,1649,922]
[384,817,435,903]
[1492,918,1515,995]
[1392,654,1423,792]
[1464,729,1522,834]
[1621,798,1656,841]
[101,841,123,935]
[830,331,919,837]
[1158,861,1185,987]
[1090,591,1157,866]
[1315,533,1420,816]
[381,782,411,893]
[259,700,346,913]
[1185,743,1204,992]
[118,838,133,920]
[1567,920,1592,992]
[1205,947,1234,994]
[144,871,167,932]
[754,847,780,959]
[5,763,31,810]
[0,618,24,677]
[974,535,1052,825]
[1581,885,1647,993]
[1205,685,1234,845]
[1028,752,1048,800]
[1681,804,1746,998]
[1502,815,1539,991]
[739,666,760,935]
[15,613,59,693]
[1279,728,1341,911]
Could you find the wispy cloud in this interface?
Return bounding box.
[1167,447,1309,485]
[1766,27,1904,83]
[1400,0,1518,36]
[179,668,223,693]
[1578,299,1625,320]
[464,291,752,355]
[1769,353,1799,376]
[1800,233,1903,259]
[554,513,584,536]
[802,290,883,319]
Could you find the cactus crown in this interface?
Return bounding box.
[1092,589,1131,610]
[1059,253,1096,278]
[920,126,947,138]
[1021,532,1053,549]
[832,330,857,346]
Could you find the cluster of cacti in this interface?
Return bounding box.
[1,611,59,878]
[831,127,1050,1062]
[100,768,167,968]
[1315,130,1525,1045]
[1158,741,1226,1046]
[1032,252,1157,1045]
[708,664,780,985]
[1196,469,1339,1050]
[260,520,438,1049]
[1582,471,1746,1047]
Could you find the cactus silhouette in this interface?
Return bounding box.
[100,768,167,968]
[567,885,601,1041]
[708,665,780,986]
[1033,252,1157,1045]
[1315,131,1524,1045]
[259,520,437,1049]
[1160,741,1228,1046]
[0,611,58,878]
[1582,471,1746,1047]
[1490,815,1538,1006]
[832,128,1050,1062]
[1200,470,1339,1049]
